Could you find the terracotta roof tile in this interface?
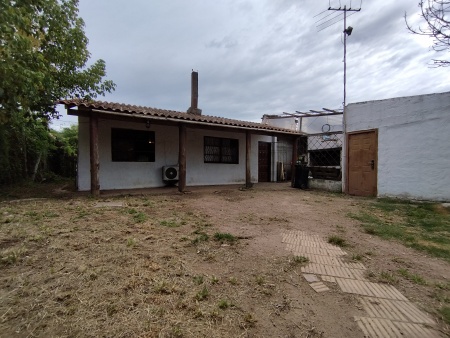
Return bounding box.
[59,99,302,135]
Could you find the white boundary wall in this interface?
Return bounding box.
[344,92,450,201]
[77,116,273,191]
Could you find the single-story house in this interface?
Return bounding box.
[343,91,450,201]
[60,78,304,195]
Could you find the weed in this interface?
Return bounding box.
[291,255,309,265]
[328,235,347,247]
[211,276,219,284]
[435,282,450,290]
[243,313,257,327]
[255,276,265,286]
[352,254,363,261]
[160,220,180,228]
[171,325,183,338]
[126,238,137,247]
[154,280,171,294]
[391,257,406,263]
[195,286,209,301]
[191,232,208,244]
[213,232,236,243]
[193,275,204,285]
[378,271,399,285]
[397,269,427,285]
[228,277,238,285]
[133,212,147,223]
[439,306,450,325]
[365,270,376,278]
[218,299,230,309]
[0,247,26,265]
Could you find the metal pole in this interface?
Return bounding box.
[343,6,348,194]
[343,5,347,112]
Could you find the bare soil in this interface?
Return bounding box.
[0,182,449,337]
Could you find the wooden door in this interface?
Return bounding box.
[258,142,271,182]
[347,131,377,196]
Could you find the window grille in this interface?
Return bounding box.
[204,136,239,164]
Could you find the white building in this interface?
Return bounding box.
[344,91,450,201]
[60,100,302,194]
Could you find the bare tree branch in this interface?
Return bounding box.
[405,0,450,66]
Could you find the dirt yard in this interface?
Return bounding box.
[0,182,449,337]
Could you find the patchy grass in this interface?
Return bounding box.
[352,254,363,261]
[328,235,347,247]
[213,232,237,243]
[439,306,450,325]
[291,255,309,265]
[160,219,181,227]
[350,198,450,261]
[397,268,427,285]
[378,271,399,285]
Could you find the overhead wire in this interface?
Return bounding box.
[315,11,339,24]
[316,12,344,28]
[317,11,357,33]
[313,9,328,18]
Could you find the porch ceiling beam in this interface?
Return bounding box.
[291,136,299,188]
[294,111,344,117]
[323,108,343,114]
[178,124,187,193]
[246,131,251,188]
[89,113,100,197]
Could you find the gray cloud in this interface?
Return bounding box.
[54,0,450,128]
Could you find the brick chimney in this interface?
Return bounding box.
[187,71,202,115]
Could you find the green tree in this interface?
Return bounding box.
[48,125,78,178]
[0,0,115,122]
[0,0,115,184]
[405,1,450,67]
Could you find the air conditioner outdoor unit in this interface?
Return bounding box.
[162,165,179,183]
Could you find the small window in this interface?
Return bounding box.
[111,128,155,162]
[204,136,239,164]
[308,147,341,167]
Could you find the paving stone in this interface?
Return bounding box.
[301,263,366,280]
[286,245,347,257]
[303,274,320,283]
[358,296,435,325]
[336,278,408,301]
[321,275,336,283]
[94,201,124,208]
[355,317,442,338]
[309,282,329,293]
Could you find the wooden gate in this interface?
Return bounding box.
[258,142,271,182]
[347,130,378,196]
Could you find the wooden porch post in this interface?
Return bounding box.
[89,112,100,196]
[178,124,187,192]
[291,136,299,188]
[246,131,251,188]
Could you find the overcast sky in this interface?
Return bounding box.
[54,0,450,129]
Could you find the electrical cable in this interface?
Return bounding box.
[316,12,344,27]
[313,9,328,18]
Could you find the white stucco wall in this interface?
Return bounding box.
[344,92,450,201]
[77,116,273,191]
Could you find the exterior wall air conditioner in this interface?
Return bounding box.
[162,165,179,184]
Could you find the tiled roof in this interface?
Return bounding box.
[59,99,302,135]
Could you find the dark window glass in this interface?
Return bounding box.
[111,128,155,162]
[204,136,239,164]
[308,147,341,167]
